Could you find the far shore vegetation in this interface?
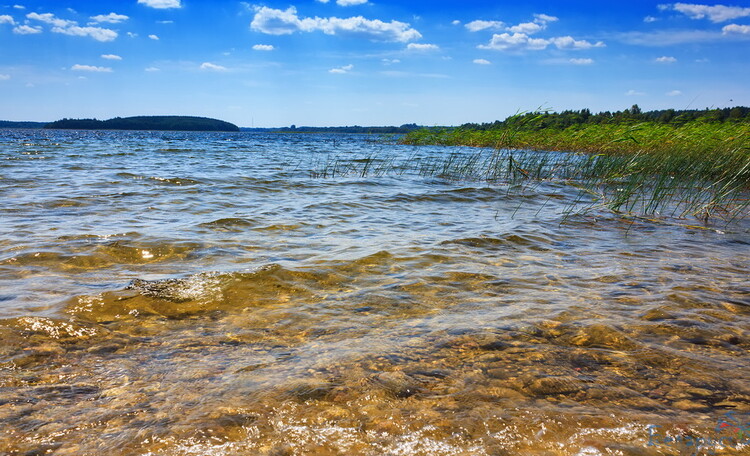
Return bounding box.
[44,116,240,132]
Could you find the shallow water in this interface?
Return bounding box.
[1,130,749,455]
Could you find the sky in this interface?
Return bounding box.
[1,0,749,127]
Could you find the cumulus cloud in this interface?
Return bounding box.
[13,24,41,34]
[71,64,113,72]
[666,90,683,96]
[382,58,400,65]
[0,15,15,25]
[507,22,544,34]
[668,2,750,22]
[27,12,74,28]
[551,36,605,50]
[473,58,491,65]
[506,14,557,34]
[329,64,353,74]
[406,43,439,51]
[138,0,182,9]
[250,6,421,42]
[626,89,646,96]
[478,32,603,52]
[252,44,275,51]
[655,55,677,62]
[90,13,129,24]
[644,15,658,23]
[534,13,559,23]
[337,0,368,5]
[101,54,122,60]
[570,57,594,64]
[723,23,750,34]
[56,25,117,41]
[27,12,117,41]
[465,20,504,32]
[13,5,24,9]
[478,32,549,51]
[200,62,227,71]
[149,34,159,40]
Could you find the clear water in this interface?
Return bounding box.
[1,130,749,455]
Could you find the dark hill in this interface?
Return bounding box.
[44,116,240,132]
[0,120,48,129]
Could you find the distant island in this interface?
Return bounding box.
[0,120,48,129]
[44,116,240,132]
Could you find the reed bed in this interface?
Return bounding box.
[310,121,750,223]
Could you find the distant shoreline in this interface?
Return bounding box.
[43,116,240,132]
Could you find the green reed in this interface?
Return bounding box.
[309,135,749,223]
[390,120,750,223]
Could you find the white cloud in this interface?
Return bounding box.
[478,33,603,51]
[644,15,658,23]
[505,13,557,35]
[200,62,227,71]
[507,22,544,34]
[723,23,750,34]
[127,32,138,38]
[55,25,118,41]
[570,57,594,64]
[666,90,683,96]
[655,55,677,63]
[101,54,122,60]
[13,24,41,34]
[406,43,439,51]
[157,20,174,24]
[337,0,368,5]
[382,58,400,65]
[669,2,750,22]
[451,20,461,26]
[71,64,113,72]
[27,12,117,41]
[13,5,25,9]
[0,15,15,25]
[138,0,182,9]
[534,13,558,23]
[90,13,129,24]
[473,58,491,65]
[329,64,354,74]
[149,34,159,40]
[252,44,275,51]
[317,0,330,3]
[478,32,549,51]
[250,6,421,42]
[551,36,605,50]
[465,20,504,32]
[145,67,161,72]
[27,12,74,28]
[626,89,646,96]
[0,74,10,80]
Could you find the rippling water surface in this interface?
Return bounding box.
[1,130,749,455]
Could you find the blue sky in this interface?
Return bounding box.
[1,0,749,126]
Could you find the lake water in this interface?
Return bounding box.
[1,130,749,455]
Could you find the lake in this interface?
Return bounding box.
[1,130,749,455]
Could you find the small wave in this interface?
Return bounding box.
[115,172,201,186]
[440,233,552,252]
[199,217,257,232]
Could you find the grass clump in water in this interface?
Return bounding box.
[394,107,750,223]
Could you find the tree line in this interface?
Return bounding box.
[44,116,240,132]
[459,105,750,131]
